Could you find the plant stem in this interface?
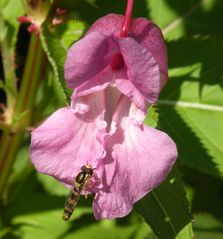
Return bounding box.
[120,0,134,37]
[0,34,46,201]
[112,0,134,70]
[0,7,18,114]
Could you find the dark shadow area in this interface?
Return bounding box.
[134,168,192,239]
[3,171,64,219]
[193,226,223,233]
[93,0,149,19]
[1,233,18,239]
[183,167,223,221]
[59,0,149,26]
[165,0,199,17]
[15,24,30,83]
[165,0,223,37]
[56,213,97,239]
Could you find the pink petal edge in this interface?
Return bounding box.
[93,96,177,219]
[30,92,107,186]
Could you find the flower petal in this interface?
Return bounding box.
[93,97,177,219]
[30,92,106,185]
[72,66,113,99]
[87,14,124,37]
[87,14,168,85]
[65,31,117,89]
[130,18,168,79]
[115,37,160,111]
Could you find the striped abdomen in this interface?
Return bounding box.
[62,186,80,221]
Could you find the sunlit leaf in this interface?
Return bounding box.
[146,0,223,39]
[145,106,159,128]
[158,37,223,177]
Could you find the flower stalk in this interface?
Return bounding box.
[0,34,46,201]
[120,0,134,37]
[0,7,17,120]
[112,0,134,70]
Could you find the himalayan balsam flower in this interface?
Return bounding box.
[30,14,177,219]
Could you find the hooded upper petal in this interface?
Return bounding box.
[65,31,118,89]
[115,37,160,111]
[88,14,167,81]
[130,18,168,79]
[30,92,106,185]
[93,97,177,219]
[87,14,124,37]
[65,14,167,100]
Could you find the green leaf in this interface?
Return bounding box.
[177,224,194,239]
[37,174,68,196]
[40,21,85,103]
[193,214,223,239]
[40,24,72,103]
[158,37,223,177]
[40,20,85,103]
[183,168,223,219]
[0,0,24,40]
[147,0,198,31]
[3,169,146,239]
[163,0,223,39]
[135,170,193,239]
[145,106,159,128]
[146,0,223,40]
[33,63,66,123]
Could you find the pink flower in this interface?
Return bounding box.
[30,14,177,219]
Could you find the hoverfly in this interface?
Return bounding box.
[62,164,93,221]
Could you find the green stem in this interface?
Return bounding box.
[0,132,23,201]
[15,34,46,120]
[0,34,45,201]
[0,8,18,111]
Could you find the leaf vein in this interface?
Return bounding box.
[151,191,178,235]
[158,100,223,112]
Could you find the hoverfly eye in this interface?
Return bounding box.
[81,165,93,175]
[81,165,87,171]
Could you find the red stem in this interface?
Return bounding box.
[111,0,134,70]
[120,0,134,37]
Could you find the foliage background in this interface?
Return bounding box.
[0,0,223,238]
